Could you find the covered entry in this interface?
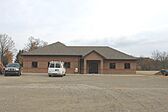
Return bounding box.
[87,60,100,74]
[83,50,104,74]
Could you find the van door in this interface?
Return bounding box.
[55,63,61,73]
[48,63,55,73]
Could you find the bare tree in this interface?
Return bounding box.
[25,36,48,51]
[0,34,15,65]
[4,51,13,64]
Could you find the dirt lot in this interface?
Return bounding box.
[0,73,168,112]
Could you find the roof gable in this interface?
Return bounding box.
[83,50,105,59]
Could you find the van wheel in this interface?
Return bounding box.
[49,75,51,77]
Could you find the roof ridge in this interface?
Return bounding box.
[51,41,66,46]
[24,41,67,53]
[69,46,109,48]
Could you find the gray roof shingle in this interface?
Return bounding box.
[22,42,136,60]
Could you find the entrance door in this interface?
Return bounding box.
[88,61,98,74]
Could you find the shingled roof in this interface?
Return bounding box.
[22,42,136,60]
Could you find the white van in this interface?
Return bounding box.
[48,61,66,77]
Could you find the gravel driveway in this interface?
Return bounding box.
[0,74,168,112]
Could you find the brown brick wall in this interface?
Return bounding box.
[22,55,136,74]
[22,55,80,73]
[103,60,136,74]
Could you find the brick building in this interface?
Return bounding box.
[22,42,137,74]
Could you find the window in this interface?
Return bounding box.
[64,62,70,68]
[32,61,38,68]
[109,63,116,69]
[55,63,61,68]
[124,63,130,69]
[49,63,55,68]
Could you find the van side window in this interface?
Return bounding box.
[55,63,61,68]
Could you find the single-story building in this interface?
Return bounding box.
[22,42,137,74]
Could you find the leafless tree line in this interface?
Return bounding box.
[137,50,168,70]
[152,50,168,69]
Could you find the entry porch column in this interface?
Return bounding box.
[84,59,87,74]
[100,60,103,74]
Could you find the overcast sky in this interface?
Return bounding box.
[0,0,168,57]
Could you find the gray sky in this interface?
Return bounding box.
[0,0,168,57]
